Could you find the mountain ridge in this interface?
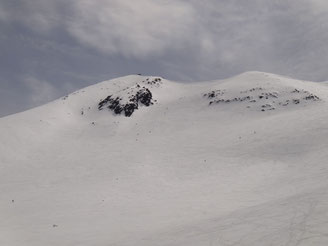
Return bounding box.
[2,71,328,246]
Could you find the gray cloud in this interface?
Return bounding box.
[67,0,197,57]
[1,0,328,117]
[23,76,59,105]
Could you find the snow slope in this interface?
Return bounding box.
[1,71,328,245]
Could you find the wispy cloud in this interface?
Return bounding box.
[2,0,328,71]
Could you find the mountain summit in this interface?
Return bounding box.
[2,72,328,246]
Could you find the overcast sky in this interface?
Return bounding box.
[1,0,328,117]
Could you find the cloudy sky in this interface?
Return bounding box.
[1,0,328,117]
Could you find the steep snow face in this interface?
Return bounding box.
[2,72,328,246]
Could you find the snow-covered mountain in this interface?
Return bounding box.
[2,71,328,246]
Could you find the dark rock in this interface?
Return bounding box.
[98,87,154,117]
[124,103,138,117]
[136,88,153,106]
[292,99,300,104]
[304,94,320,101]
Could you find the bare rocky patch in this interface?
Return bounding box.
[204,87,321,112]
[98,77,161,117]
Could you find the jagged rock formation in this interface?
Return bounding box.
[98,78,161,117]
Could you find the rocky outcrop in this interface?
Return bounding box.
[98,86,154,117]
[204,87,321,112]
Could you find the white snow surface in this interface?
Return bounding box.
[1,71,328,245]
